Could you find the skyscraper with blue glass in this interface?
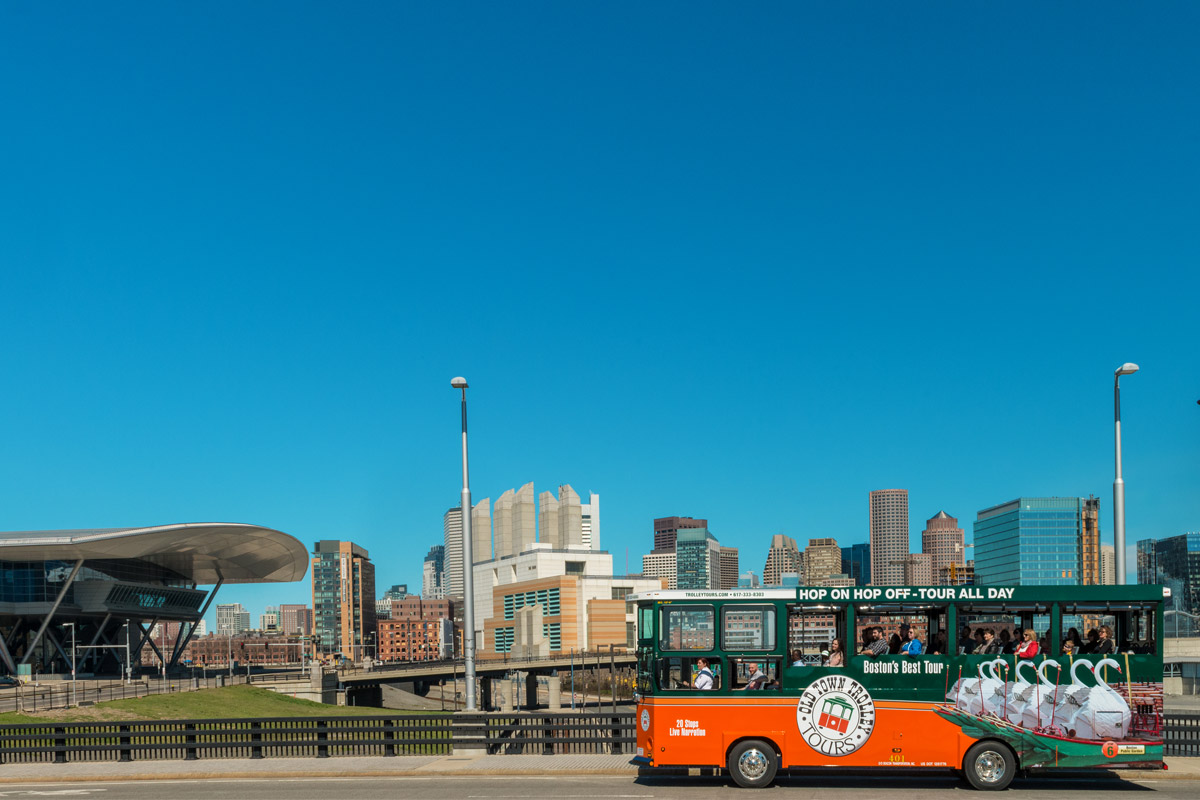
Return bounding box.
[973,497,1101,586]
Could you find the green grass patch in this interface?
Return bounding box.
[0,685,449,724]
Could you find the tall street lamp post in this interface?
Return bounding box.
[1114,362,1139,585]
[452,377,477,711]
[63,622,76,707]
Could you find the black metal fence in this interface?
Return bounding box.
[0,711,633,764]
[1165,713,1200,757]
[1,710,1194,764]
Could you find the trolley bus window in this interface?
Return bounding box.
[786,604,842,666]
[855,604,948,655]
[721,604,776,651]
[657,656,723,690]
[638,605,654,643]
[1061,602,1158,655]
[659,605,714,651]
[957,603,1048,654]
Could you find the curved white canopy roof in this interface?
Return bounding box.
[0,523,308,585]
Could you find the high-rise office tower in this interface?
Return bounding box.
[1138,532,1200,614]
[653,516,708,552]
[216,603,250,636]
[870,489,909,585]
[676,528,721,589]
[280,604,313,635]
[581,493,600,550]
[422,545,445,599]
[1080,497,1101,585]
[974,497,1100,586]
[310,540,377,658]
[1100,544,1116,585]
[260,606,279,632]
[922,511,965,584]
[804,538,842,585]
[763,534,802,587]
[719,546,739,590]
[841,543,870,586]
[443,507,464,598]
[472,498,492,564]
[642,549,677,590]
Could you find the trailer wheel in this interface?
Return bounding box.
[963,741,1016,790]
[727,739,778,788]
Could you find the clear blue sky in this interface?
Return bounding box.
[2,4,1197,631]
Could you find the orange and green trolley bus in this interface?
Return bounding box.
[630,584,1166,789]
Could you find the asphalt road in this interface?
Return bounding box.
[0,774,1189,799]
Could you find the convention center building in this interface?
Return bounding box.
[0,523,308,677]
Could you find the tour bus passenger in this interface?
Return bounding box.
[1015,629,1039,659]
[974,628,1001,655]
[900,626,923,655]
[693,657,715,690]
[826,639,846,667]
[741,662,767,690]
[790,650,805,667]
[1095,625,1116,655]
[888,632,902,655]
[861,627,888,658]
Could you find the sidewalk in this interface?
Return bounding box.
[0,755,1197,784]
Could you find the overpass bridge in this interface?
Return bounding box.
[333,651,637,708]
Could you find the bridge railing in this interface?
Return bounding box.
[0,711,636,763]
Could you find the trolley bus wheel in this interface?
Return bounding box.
[963,741,1016,791]
[727,739,778,789]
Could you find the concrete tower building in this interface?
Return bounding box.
[442,508,464,598]
[763,534,802,587]
[922,511,965,584]
[558,485,583,549]
[870,489,909,585]
[512,483,537,554]
[472,498,492,564]
[493,490,515,558]
[538,491,560,548]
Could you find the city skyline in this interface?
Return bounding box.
[2,5,1197,629]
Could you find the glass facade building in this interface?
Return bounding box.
[840,543,870,587]
[675,528,721,590]
[1138,532,1200,615]
[974,497,1099,586]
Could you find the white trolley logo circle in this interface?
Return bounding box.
[640,709,650,731]
[795,675,876,757]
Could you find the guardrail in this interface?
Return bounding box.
[0,710,1193,763]
[0,711,632,763]
[1165,713,1200,757]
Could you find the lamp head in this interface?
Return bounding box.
[451,377,468,389]
[1115,363,1139,377]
